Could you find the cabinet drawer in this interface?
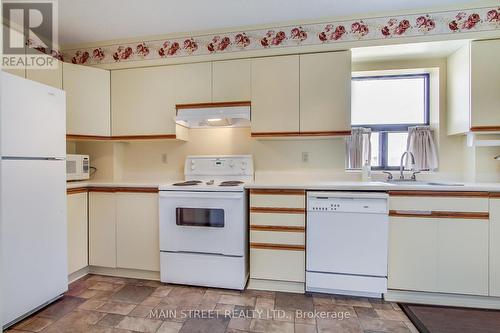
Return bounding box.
[389,195,488,213]
[250,248,304,282]
[250,193,305,209]
[250,230,304,245]
[250,212,304,227]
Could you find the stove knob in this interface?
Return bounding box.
[229,160,235,168]
[190,161,195,170]
[241,161,247,170]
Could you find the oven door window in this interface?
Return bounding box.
[176,208,225,227]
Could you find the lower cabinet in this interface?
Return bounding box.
[490,197,500,297]
[388,193,489,296]
[89,191,117,267]
[116,193,160,271]
[89,189,159,271]
[250,247,305,282]
[388,217,438,292]
[67,190,88,274]
[249,189,305,293]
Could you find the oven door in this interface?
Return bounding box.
[159,191,246,256]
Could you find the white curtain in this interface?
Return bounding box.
[346,128,371,169]
[406,126,438,170]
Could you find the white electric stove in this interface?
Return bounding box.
[158,155,253,290]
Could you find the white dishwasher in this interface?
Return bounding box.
[306,192,389,298]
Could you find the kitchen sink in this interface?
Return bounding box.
[385,180,464,186]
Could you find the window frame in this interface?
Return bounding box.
[351,73,430,170]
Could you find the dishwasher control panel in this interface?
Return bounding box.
[308,194,388,214]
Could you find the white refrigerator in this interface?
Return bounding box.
[1,72,68,328]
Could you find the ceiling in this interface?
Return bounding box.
[58,0,482,46]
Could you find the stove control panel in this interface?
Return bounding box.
[185,155,254,177]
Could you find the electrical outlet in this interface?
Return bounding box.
[161,153,168,164]
[302,152,309,163]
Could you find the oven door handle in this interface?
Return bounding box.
[159,192,243,200]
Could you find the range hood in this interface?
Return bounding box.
[175,101,251,128]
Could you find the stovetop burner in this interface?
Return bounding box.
[172,180,202,186]
[219,181,244,187]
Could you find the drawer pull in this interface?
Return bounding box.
[250,225,305,232]
[250,207,305,214]
[250,189,305,195]
[389,191,489,198]
[250,243,305,251]
[389,210,489,220]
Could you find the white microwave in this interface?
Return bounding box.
[66,154,90,181]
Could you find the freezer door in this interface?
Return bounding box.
[1,159,68,326]
[1,72,66,158]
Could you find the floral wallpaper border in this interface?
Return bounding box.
[53,6,500,65]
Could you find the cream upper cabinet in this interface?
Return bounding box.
[251,55,300,134]
[300,51,351,133]
[447,39,500,134]
[470,39,500,130]
[212,59,251,102]
[491,198,500,297]
[172,62,212,104]
[67,191,88,275]
[2,31,26,78]
[2,67,25,78]
[116,192,160,271]
[63,62,111,136]
[26,50,63,89]
[26,63,63,89]
[89,192,116,268]
[111,66,175,136]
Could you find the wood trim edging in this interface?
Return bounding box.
[250,242,305,251]
[470,126,500,133]
[250,207,305,214]
[66,134,110,141]
[251,131,351,138]
[111,135,177,140]
[87,186,159,193]
[67,187,88,194]
[250,189,305,195]
[176,101,251,109]
[490,193,500,198]
[389,210,489,220]
[250,225,305,232]
[388,191,489,198]
[67,134,177,141]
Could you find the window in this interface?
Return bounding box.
[351,73,429,169]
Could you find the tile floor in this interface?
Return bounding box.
[6,274,419,333]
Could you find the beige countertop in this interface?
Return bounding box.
[67,180,500,192]
[245,180,500,192]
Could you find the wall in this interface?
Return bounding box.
[462,135,500,183]
[74,128,351,182]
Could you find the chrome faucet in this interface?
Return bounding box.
[399,151,416,180]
